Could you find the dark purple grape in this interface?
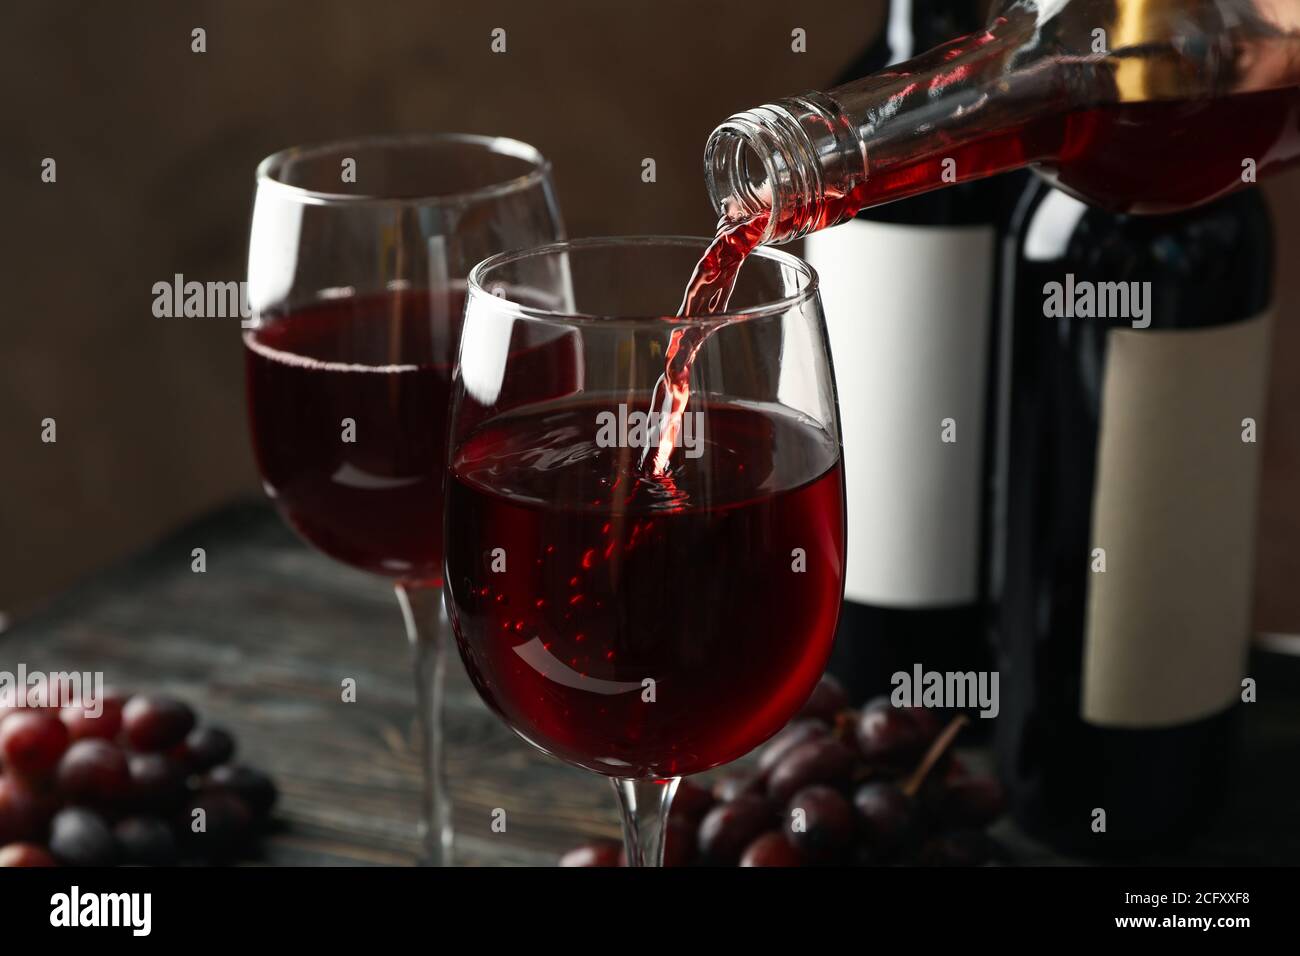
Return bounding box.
[49,807,117,866]
[854,697,943,766]
[559,840,621,867]
[796,675,850,724]
[932,776,1006,828]
[0,842,57,867]
[757,718,829,773]
[766,737,857,804]
[180,726,236,774]
[128,753,188,811]
[918,828,996,866]
[0,711,70,779]
[56,739,132,806]
[206,764,277,818]
[669,779,714,828]
[181,790,253,859]
[785,785,857,864]
[114,815,179,865]
[740,831,806,867]
[853,781,916,855]
[0,776,52,844]
[711,774,764,803]
[122,695,196,753]
[697,794,775,865]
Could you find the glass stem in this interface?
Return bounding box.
[396,581,453,867]
[611,777,680,867]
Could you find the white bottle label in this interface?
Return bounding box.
[806,217,996,608]
[1082,313,1273,728]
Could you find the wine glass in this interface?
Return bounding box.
[444,237,845,865]
[243,134,564,866]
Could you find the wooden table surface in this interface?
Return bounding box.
[3,500,1297,866]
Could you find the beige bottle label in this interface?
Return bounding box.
[1081,312,1272,728]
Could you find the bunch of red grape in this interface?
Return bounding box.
[0,691,277,866]
[560,676,1005,867]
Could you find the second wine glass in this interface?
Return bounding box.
[243,134,564,865]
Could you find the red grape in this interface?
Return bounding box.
[559,840,621,867]
[757,717,829,773]
[128,753,188,811]
[668,779,714,828]
[854,698,943,766]
[711,774,764,802]
[785,785,857,863]
[61,696,124,742]
[0,776,53,844]
[853,781,916,856]
[0,842,57,867]
[0,711,70,779]
[56,739,132,806]
[697,794,775,865]
[796,674,850,724]
[766,737,856,804]
[740,831,806,867]
[122,695,196,752]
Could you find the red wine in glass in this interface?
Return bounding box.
[244,287,459,584]
[447,398,844,778]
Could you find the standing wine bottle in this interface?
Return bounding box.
[807,0,1001,706]
[992,177,1274,854]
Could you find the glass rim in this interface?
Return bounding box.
[466,235,820,328]
[254,132,553,207]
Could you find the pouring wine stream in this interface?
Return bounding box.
[638,212,771,475]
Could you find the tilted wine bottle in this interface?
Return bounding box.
[807,0,1004,708]
[704,0,1300,243]
[992,177,1273,853]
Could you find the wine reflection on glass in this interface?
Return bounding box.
[242,134,564,865]
[444,237,845,865]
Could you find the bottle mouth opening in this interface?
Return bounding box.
[704,120,779,242]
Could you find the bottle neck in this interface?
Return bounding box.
[884,0,987,65]
[705,14,1039,243]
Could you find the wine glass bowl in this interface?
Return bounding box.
[246,134,562,584]
[445,237,845,858]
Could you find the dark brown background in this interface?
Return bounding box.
[2,0,1297,629]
